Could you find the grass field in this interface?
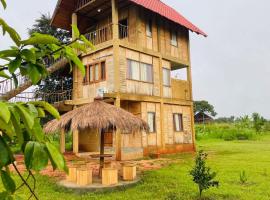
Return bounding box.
[2,135,270,200]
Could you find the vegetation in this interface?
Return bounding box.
[28,13,73,98]
[239,171,248,185]
[190,150,219,198]
[2,136,270,199]
[194,100,217,117]
[0,1,93,199]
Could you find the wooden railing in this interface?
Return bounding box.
[9,90,73,104]
[119,24,129,39]
[85,24,113,46]
[0,56,65,100]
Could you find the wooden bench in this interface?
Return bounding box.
[102,168,118,186]
[123,164,137,181]
[77,168,93,186]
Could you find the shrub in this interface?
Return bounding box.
[239,171,248,184]
[190,150,219,198]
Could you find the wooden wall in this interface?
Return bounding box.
[163,104,193,145]
[81,47,114,99]
[79,129,100,152]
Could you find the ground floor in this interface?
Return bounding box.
[60,99,195,160]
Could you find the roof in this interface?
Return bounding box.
[129,0,207,37]
[51,0,206,37]
[44,100,149,133]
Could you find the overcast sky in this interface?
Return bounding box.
[1,0,270,118]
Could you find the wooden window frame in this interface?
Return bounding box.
[127,59,154,84]
[83,60,106,85]
[173,113,184,132]
[163,67,171,87]
[147,112,156,133]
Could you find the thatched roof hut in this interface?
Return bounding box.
[44,100,149,134]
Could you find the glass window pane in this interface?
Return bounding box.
[146,20,152,37]
[89,66,94,82]
[95,64,99,81]
[148,112,156,133]
[101,62,106,80]
[163,68,171,86]
[128,60,140,81]
[174,114,183,132]
[171,31,177,46]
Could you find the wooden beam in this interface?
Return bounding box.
[73,129,79,154]
[60,128,65,153]
[114,96,122,161]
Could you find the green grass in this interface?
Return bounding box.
[2,135,270,199]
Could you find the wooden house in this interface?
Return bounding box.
[51,0,206,160]
[194,112,214,124]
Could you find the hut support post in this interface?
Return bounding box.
[73,129,79,154]
[114,97,122,161]
[99,129,105,176]
[60,128,65,153]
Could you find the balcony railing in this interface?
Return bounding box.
[119,24,129,39]
[85,24,113,46]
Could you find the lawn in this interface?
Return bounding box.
[2,135,270,200]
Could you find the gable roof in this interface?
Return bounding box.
[130,0,207,37]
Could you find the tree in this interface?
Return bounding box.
[194,100,217,117]
[190,150,219,198]
[28,13,72,97]
[252,113,266,133]
[0,1,93,199]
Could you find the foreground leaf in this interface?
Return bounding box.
[21,33,60,45]
[0,137,14,167]
[46,142,67,173]
[0,101,10,123]
[0,170,16,194]
[30,101,60,119]
[0,0,6,9]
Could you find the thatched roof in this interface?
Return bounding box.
[44,100,149,134]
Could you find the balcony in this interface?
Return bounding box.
[84,24,129,46]
[171,79,191,100]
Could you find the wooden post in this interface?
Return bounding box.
[186,32,196,151]
[60,128,65,153]
[73,129,79,154]
[102,168,118,186]
[111,0,120,93]
[99,129,105,176]
[114,97,122,161]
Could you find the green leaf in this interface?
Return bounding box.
[80,35,95,50]
[71,24,80,38]
[30,118,45,142]
[64,46,85,76]
[21,33,60,45]
[15,104,34,130]
[0,18,21,46]
[27,64,41,85]
[0,136,14,167]
[11,74,18,88]
[24,142,48,171]
[1,0,6,9]
[8,57,22,73]
[30,101,60,119]
[0,49,19,58]
[0,101,10,123]
[0,170,16,194]
[0,70,10,79]
[10,113,23,146]
[21,49,36,64]
[0,118,15,139]
[46,142,67,172]
[36,107,45,118]
[27,103,38,118]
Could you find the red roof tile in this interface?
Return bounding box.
[129,0,207,37]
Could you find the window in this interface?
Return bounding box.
[146,19,152,37]
[173,113,183,132]
[148,112,156,133]
[171,30,178,46]
[119,18,128,39]
[127,59,153,83]
[84,61,106,84]
[163,68,171,86]
[89,65,94,82]
[101,61,106,80]
[127,60,140,81]
[140,63,153,83]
